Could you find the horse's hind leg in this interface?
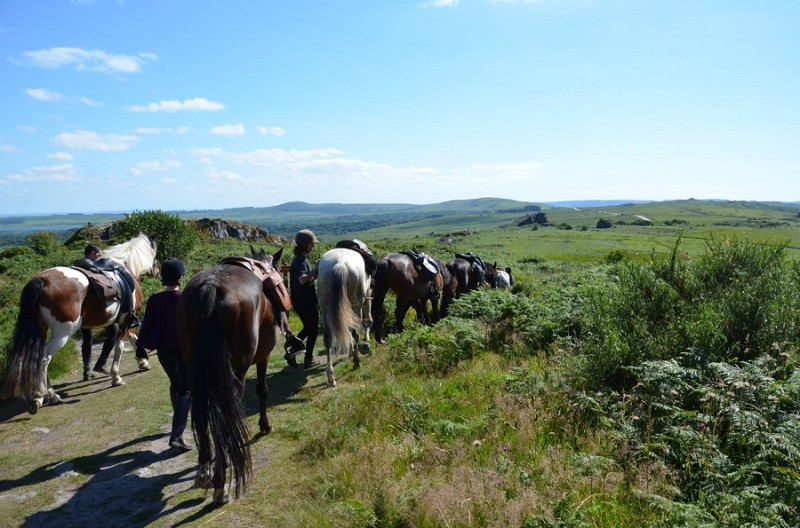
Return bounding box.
[212,457,231,504]
[326,350,336,388]
[110,339,125,387]
[30,327,74,412]
[394,300,411,333]
[350,329,362,370]
[255,362,272,434]
[196,461,214,489]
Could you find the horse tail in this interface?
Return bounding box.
[190,284,251,498]
[2,278,47,400]
[326,267,360,355]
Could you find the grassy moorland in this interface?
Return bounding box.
[1,199,800,527]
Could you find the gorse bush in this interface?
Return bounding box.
[118,209,198,262]
[574,237,800,526]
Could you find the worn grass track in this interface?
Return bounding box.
[0,342,366,528]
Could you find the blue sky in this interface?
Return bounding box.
[1,0,798,215]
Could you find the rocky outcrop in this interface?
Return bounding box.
[189,218,287,244]
[514,211,549,226]
[67,218,287,245]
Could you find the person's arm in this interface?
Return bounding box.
[135,296,157,350]
[298,260,319,285]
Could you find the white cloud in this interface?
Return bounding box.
[230,148,342,167]
[189,147,224,157]
[26,88,62,102]
[471,161,542,172]
[25,88,101,106]
[16,125,37,133]
[424,0,459,6]
[134,126,189,134]
[257,126,286,136]
[207,168,244,181]
[127,97,225,113]
[47,152,74,160]
[127,159,181,175]
[54,130,139,151]
[210,124,245,137]
[5,163,79,182]
[22,47,156,73]
[0,144,20,153]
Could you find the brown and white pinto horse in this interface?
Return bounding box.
[176,246,284,505]
[371,252,444,343]
[485,262,514,289]
[2,233,157,414]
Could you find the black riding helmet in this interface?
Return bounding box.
[160,258,186,286]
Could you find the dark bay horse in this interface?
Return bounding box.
[176,246,284,505]
[371,252,445,343]
[446,254,487,299]
[2,233,157,414]
[317,247,373,388]
[435,257,458,318]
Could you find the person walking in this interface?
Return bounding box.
[286,230,320,370]
[76,244,119,381]
[135,258,193,451]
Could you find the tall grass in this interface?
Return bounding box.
[574,237,800,526]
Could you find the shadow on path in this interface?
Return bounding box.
[0,433,198,528]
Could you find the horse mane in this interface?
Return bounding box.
[103,233,157,278]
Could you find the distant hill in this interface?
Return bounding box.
[3,198,800,249]
[541,199,652,208]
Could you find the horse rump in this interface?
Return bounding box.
[319,267,360,356]
[180,281,252,499]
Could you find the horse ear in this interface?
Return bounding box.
[249,244,256,257]
[273,247,283,263]
[506,267,512,274]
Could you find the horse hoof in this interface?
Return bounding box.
[196,468,214,489]
[28,400,41,415]
[213,489,232,505]
[49,394,63,406]
[112,377,126,387]
[137,359,151,371]
[260,425,273,435]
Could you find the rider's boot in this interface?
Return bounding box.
[169,395,193,451]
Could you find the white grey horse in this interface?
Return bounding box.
[316,248,372,387]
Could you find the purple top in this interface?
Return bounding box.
[136,289,182,351]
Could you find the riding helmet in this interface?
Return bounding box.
[160,258,186,286]
[294,229,318,246]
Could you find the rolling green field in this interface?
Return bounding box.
[1,199,800,527]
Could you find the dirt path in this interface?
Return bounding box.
[0,341,340,527]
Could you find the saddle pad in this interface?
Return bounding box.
[70,266,118,300]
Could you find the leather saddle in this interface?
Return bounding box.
[400,251,439,281]
[71,258,136,310]
[336,239,378,276]
[219,256,292,312]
